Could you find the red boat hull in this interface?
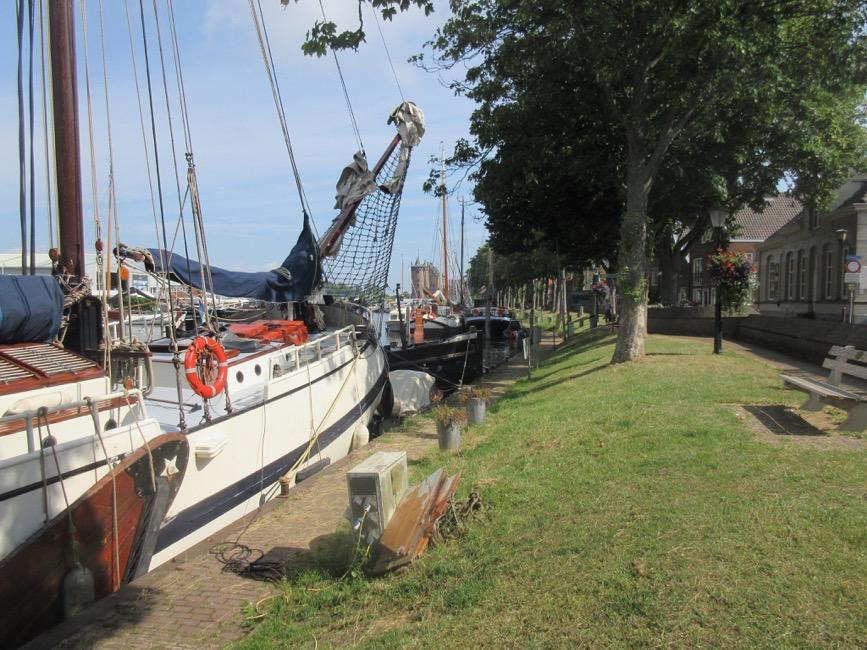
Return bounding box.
[0,432,188,648]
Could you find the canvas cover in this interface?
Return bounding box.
[0,275,64,343]
[148,217,320,303]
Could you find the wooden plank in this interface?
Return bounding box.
[829,359,867,382]
[782,374,864,401]
[827,345,857,359]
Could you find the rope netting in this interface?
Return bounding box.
[321,143,408,305]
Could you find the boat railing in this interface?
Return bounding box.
[0,388,144,454]
[272,325,357,380]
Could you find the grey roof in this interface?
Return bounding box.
[732,194,803,242]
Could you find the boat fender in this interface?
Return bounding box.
[62,560,95,619]
[183,336,229,399]
[4,390,71,415]
[352,424,370,450]
[296,457,331,483]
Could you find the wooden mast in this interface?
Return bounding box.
[440,144,449,302]
[48,0,85,278]
[459,197,465,306]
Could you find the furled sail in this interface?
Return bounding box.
[140,216,319,303]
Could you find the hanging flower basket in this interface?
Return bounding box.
[708,249,756,313]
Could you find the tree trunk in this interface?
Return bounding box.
[611,156,651,363]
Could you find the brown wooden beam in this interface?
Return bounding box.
[48,0,84,278]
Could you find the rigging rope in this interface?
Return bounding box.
[166,0,221,336]
[85,398,121,591]
[137,0,187,429]
[370,4,405,102]
[17,0,27,274]
[38,0,55,250]
[78,0,117,358]
[124,0,162,273]
[28,0,36,275]
[248,0,313,223]
[148,0,197,329]
[318,0,364,155]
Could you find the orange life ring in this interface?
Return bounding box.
[184,336,228,399]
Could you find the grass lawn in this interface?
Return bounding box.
[237,331,866,648]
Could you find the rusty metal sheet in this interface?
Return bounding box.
[370,467,462,574]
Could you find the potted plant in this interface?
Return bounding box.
[466,386,492,425]
[432,404,467,450]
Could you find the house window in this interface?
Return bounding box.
[809,210,819,230]
[766,256,777,301]
[798,251,806,300]
[824,245,835,300]
[842,245,850,299]
[692,258,703,286]
[786,252,795,300]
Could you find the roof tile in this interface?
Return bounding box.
[732,194,802,242]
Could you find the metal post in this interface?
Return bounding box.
[714,290,723,354]
[713,227,723,354]
[485,246,492,360]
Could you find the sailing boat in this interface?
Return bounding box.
[384,147,483,389]
[0,1,421,646]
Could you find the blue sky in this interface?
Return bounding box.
[0,0,486,290]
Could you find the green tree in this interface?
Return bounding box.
[467,239,559,301]
[422,0,867,362]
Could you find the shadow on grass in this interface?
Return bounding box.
[495,364,610,405]
[742,404,826,437]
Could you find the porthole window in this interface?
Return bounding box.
[255,364,262,376]
[236,371,244,383]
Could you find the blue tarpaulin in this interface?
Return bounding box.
[0,275,64,343]
[148,218,320,303]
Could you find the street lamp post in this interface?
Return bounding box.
[837,228,853,323]
[710,207,728,355]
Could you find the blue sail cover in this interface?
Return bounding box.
[0,275,64,343]
[148,217,320,302]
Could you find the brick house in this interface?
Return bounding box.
[683,194,802,306]
[756,175,867,322]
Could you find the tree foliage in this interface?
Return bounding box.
[286,0,434,56]
[421,0,867,362]
[466,240,559,299]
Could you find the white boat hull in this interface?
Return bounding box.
[147,326,386,569]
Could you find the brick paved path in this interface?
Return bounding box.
[29,335,559,650]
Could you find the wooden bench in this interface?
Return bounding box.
[780,345,867,431]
